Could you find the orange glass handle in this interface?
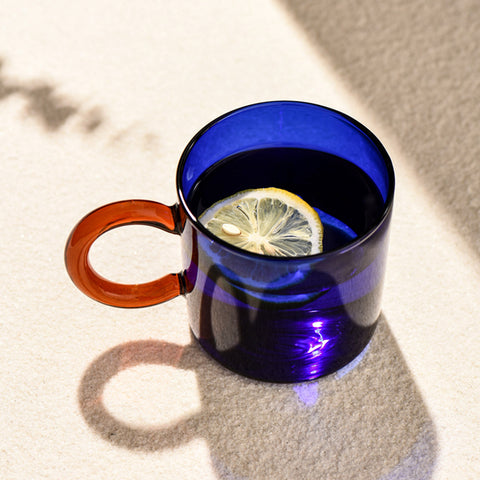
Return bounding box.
[65,200,186,308]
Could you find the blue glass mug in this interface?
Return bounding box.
[65,101,394,382]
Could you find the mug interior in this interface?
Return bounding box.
[177,101,394,256]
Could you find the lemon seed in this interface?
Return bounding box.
[222,223,241,236]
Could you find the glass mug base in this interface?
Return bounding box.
[65,101,394,383]
[194,320,379,383]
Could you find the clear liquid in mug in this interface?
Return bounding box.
[187,147,384,253]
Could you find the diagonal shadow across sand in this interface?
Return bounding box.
[78,316,437,480]
[276,0,480,261]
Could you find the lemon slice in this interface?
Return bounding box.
[199,187,323,256]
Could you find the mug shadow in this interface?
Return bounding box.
[78,315,437,480]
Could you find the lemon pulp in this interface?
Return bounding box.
[199,187,323,257]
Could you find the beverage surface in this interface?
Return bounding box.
[198,187,324,256]
[187,147,384,253]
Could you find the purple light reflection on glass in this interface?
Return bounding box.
[307,321,330,356]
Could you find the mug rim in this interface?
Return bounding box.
[176,100,395,261]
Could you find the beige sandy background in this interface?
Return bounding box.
[1,1,479,479]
